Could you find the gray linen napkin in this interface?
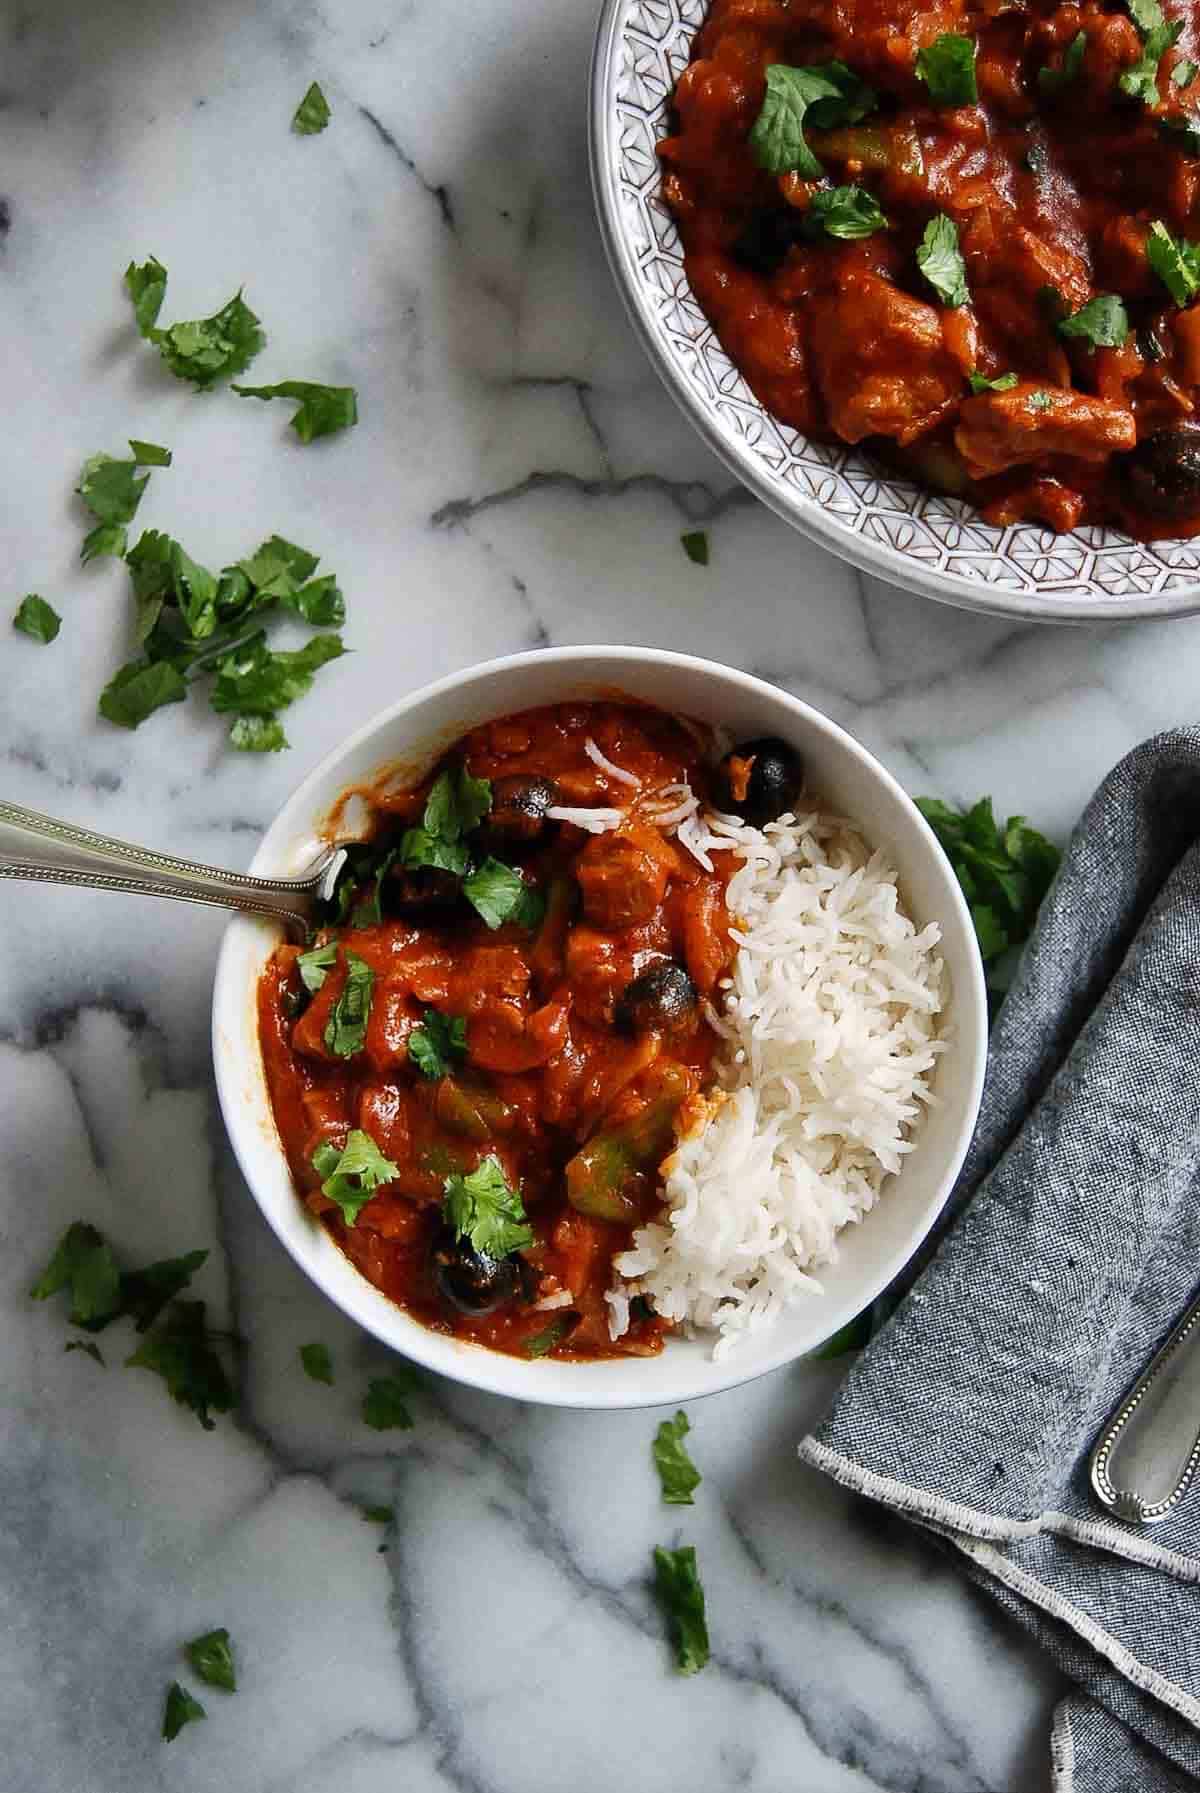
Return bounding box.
[799,729,1200,1793]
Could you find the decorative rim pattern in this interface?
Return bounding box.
[588,0,1200,621]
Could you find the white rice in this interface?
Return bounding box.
[609,807,946,1359]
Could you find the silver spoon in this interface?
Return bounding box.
[1090,1288,1200,1525]
[0,799,344,939]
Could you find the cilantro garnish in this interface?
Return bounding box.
[31,1221,122,1328]
[311,1128,398,1223]
[652,1545,710,1674]
[680,529,709,566]
[916,796,1059,977]
[162,1682,206,1742]
[462,858,543,931]
[127,1300,235,1431]
[408,1009,468,1079]
[14,594,61,643]
[1057,294,1130,348]
[128,439,172,466]
[76,449,161,563]
[124,256,266,388]
[1028,389,1054,411]
[1118,0,1182,106]
[233,380,358,443]
[1038,30,1087,95]
[522,1317,574,1357]
[653,1410,702,1505]
[1174,57,1199,86]
[210,632,346,719]
[443,1155,533,1259]
[297,940,338,993]
[967,370,1019,393]
[293,81,332,135]
[360,1504,395,1524]
[230,715,289,753]
[915,33,978,106]
[322,951,375,1059]
[119,1249,210,1333]
[916,213,969,307]
[1146,217,1200,303]
[400,765,493,875]
[185,1629,236,1693]
[805,183,888,240]
[300,1341,334,1383]
[749,62,877,178]
[362,1369,421,1430]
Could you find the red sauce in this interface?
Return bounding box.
[258,702,735,1361]
[661,0,1200,537]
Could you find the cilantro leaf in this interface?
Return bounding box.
[300,1341,334,1383]
[98,659,188,729]
[916,795,1059,973]
[915,33,978,106]
[1128,0,1165,33]
[129,440,172,466]
[680,529,709,565]
[162,1682,206,1742]
[916,213,969,307]
[749,62,877,178]
[297,940,338,993]
[119,1249,209,1333]
[31,1222,122,1329]
[65,1339,106,1365]
[408,1009,468,1079]
[652,1545,710,1674]
[209,632,345,717]
[293,81,332,135]
[1038,30,1087,95]
[127,1300,235,1430]
[967,370,1019,393]
[185,1629,236,1693]
[462,858,541,930]
[14,594,61,643]
[230,715,289,752]
[233,381,358,443]
[443,1155,533,1259]
[805,183,888,240]
[1146,217,1200,303]
[123,257,266,388]
[362,1366,422,1430]
[653,1410,702,1505]
[311,1128,398,1223]
[1174,57,1199,85]
[237,534,321,592]
[398,828,470,875]
[286,575,345,626]
[424,766,493,840]
[322,951,375,1059]
[1118,2,1182,106]
[1057,294,1130,347]
[76,453,151,562]
[522,1317,574,1357]
[124,256,167,336]
[360,1504,395,1523]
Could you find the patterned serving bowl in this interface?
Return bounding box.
[589,0,1200,621]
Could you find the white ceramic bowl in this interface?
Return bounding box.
[589,0,1200,622]
[213,647,988,1408]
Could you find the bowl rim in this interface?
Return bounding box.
[213,645,989,1408]
[586,0,1200,625]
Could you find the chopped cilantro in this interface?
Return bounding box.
[522,1317,574,1357]
[1057,294,1130,347]
[408,1009,468,1079]
[652,1545,710,1674]
[64,1339,106,1365]
[362,1369,421,1430]
[185,1628,236,1693]
[1118,0,1182,106]
[297,940,338,993]
[322,951,374,1059]
[230,715,289,753]
[1038,30,1087,95]
[98,659,188,729]
[680,529,710,565]
[162,1682,206,1742]
[400,765,492,875]
[76,452,151,563]
[300,1341,334,1383]
[1146,218,1200,303]
[127,1300,235,1431]
[209,632,346,718]
[129,440,172,466]
[805,183,888,239]
[14,594,61,643]
[653,1410,702,1505]
[234,380,357,443]
[31,1222,122,1329]
[124,256,266,388]
[443,1155,533,1259]
[119,1249,210,1333]
[1174,58,1199,86]
[967,370,1019,393]
[915,33,978,106]
[915,796,1059,979]
[462,858,543,930]
[916,213,969,307]
[1028,389,1054,411]
[749,61,878,179]
[293,81,332,135]
[311,1129,399,1224]
[125,256,167,336]
[360,1503,395,1524]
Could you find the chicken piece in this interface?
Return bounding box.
[364,974,421,1073]
[357,1080,412,1166]
[807,272,963,444]
[955,384,1136,475]
[469,995,571,1074]
[575,825,674,929]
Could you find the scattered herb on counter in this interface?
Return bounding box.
[293,80,332,135]
[362,1370,421,1431]
[124,255,266,389]
[915,213,969,308]
[312,1129,399,1225]
[1057,294,1130,348]
[1037,30,1087,96]
[127,1300,236,1431]
[31,1221,122,1328]
[300,1341,335,1384]
[653,1410,702,1505]
[915,795,1060,980]
[64,1339,106,1365]
[1118,0,1182,105]
[13,594,61,643]
[162,1682,206,1742]
[749,61,878,179]
[185,1628,237,1693]
[408,1009,468,1080]
[99,660,188,730]
[119,1249,211,1333]
[915,33,978,106]
[76,443,166,562]
[967,370,1019,393]
[443,1155,534,1259]
[680,529,710,566]
[229,715,290,753]
[233,380,358,443]
[360,1504,395,1524]
[804,184,889,240]
[1146,219,1200,305]
[322,951,375,1058]
[462,857,544,931]
[652,1545,710,1674]
[128,440,172,466]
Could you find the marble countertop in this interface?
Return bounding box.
[4,2,1198,1788]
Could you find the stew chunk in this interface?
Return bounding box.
[956,385,1137,477]
[576,826,672,928]
[808,273,962,446]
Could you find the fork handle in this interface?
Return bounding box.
[1090,1288,1200,1525]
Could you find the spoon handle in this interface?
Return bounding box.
[1090,1286,1200,1525]
[0,799,341,937]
